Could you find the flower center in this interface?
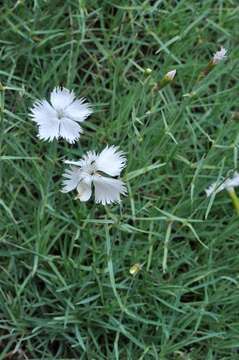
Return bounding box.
[82,161,97,177]
[57,109,65,119]
[88,162,97,175]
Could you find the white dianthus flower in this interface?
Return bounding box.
[30,87,92,143]
[212,47,227,64]
[205,172,239,197]
[62,145,127,205]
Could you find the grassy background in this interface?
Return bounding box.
[1,0,239,358]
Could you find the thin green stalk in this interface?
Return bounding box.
[162,222,173,274]
[227,188,239,216]
[197,60,215,81]
[146,222,154,271]
[0,84,5,191]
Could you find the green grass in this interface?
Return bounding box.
[1,0,239,358]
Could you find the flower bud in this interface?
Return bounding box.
[165,69,176,81]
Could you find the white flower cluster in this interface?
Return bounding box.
[30,88,127,205]
[29,45,228,206]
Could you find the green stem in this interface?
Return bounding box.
[162,222,173,274]
[227,188,239,216]
[197,61,215,81]
[0,84,5,192]
[39,140,57,220]
[157,77,173,90]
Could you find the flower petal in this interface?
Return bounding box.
[95,145,127,176]
[224,172,239,189]
[50,87,75,110]
[62,167,82,193]
[76,181,92,202]
[205,172,239,197]
[30,99,56,125]
[93,175,127,205]
[38,117,60,142]
[205,181,225,197]
[64,160,82,167]
[65,98,92,122]
[59,118,83,144]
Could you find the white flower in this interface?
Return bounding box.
[165,69,176,81]
[212,47,227,64]
[30,87,92,143]
[205,172,239,197]
[62,145,127,205]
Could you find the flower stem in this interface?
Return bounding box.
[0,83,5,192]
[39,141,57,220]
[157,77,173,90]
[162,222,173,273]
[197,61,215,81]
[227,188,239,216]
